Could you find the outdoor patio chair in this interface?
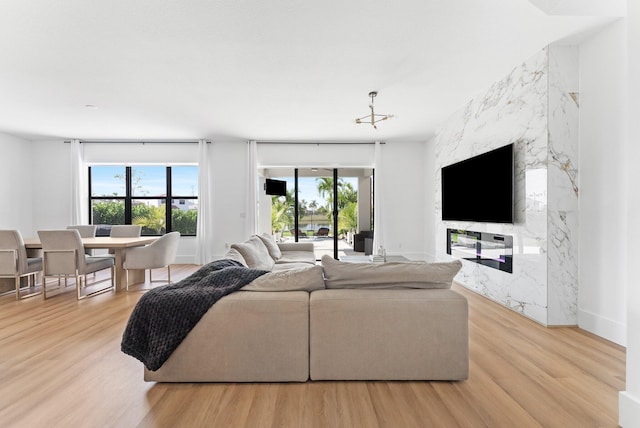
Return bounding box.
[317,227,330,237]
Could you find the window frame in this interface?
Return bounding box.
[88,165,198,236]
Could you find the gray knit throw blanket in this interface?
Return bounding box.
[121,259,268,371]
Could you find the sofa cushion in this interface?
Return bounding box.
[231,236,275,271]
[276,251,316,265]
[242,265,325,292]
[277,242,315,253]
[223,248,248,267]
[321,255,462,289]
[256,233,282,260]
[272,262,316,272]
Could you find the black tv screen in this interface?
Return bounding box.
[441,144,514,223]
[265,178,287,196]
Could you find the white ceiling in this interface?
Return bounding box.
[0,0,622,143]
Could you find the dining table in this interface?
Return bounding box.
[22,236,159,292]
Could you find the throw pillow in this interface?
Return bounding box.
[224,248,248,267]
[231,236,275,271]
[256,233,283,260]
[321,255,462,289]
[242,265,325,292]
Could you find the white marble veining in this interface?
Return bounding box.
[547,46,579,325]
[435,46,579,326]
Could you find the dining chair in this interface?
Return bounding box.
[109,225,142,237]
[123,232,180,289]
[0,230,42,300]
[38,229,115,300]
[108,225,142,256]
[66,225,97,255]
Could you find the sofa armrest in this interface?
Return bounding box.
[277,242,315,253]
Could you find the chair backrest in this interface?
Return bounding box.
[110,225,142,237]
[317,227,330,236]
[66,225,97,238]
[151,232,180,265]
[38,230,86,275]
[0,230,28,274]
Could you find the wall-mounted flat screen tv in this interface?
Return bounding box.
[441,143,514,224]
[265,178,287,196]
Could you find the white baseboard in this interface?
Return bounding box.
[578,308,626,346]
[620,391,640,427]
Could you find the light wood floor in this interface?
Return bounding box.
[0,265,625,427]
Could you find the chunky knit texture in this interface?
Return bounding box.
[121,259,268,371]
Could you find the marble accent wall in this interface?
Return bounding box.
[547,46,579,325]
[434,46,579,326]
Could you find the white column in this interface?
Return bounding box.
[621,1,640,425]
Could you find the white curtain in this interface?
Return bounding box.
[70,139,87,225]
[372,140,384,254]
[195,140,214,264]
[245,140,258,236]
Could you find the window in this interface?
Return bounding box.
[89,165,198,236]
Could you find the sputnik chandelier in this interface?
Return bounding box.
[354,91,394,129]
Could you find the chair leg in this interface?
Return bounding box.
[167,265,171,284]
[15,273,42,300]
[77,268,114,300]
[76,275,82,300]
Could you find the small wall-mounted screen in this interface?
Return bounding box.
[265,178,287,196]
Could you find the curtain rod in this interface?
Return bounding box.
[63,140,379,145]
[254,141,384,145]
[64,140,210,144]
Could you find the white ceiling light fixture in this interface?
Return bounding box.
[354,91,394,129]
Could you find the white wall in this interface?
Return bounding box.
[621,0,640,424]
[424,138,436,260]
[210,141,253,258]
[377,141,426,260]
[257,142,375,168]
[0,132,34,233]
[30,140,72,233]
[578,21,628,345]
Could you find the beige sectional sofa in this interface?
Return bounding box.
[144,234,468,382]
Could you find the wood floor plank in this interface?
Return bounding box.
[0,266,626,427]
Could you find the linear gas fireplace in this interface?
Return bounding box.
[446,229,513,273]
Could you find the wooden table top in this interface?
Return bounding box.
[24,236,158,249]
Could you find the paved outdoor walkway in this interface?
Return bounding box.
[282,236,357,260]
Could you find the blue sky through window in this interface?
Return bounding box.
[91,166,126,196]
[172,166,198,196]
[91,165,198,197]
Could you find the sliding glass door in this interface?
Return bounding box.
[264,167,373,260]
